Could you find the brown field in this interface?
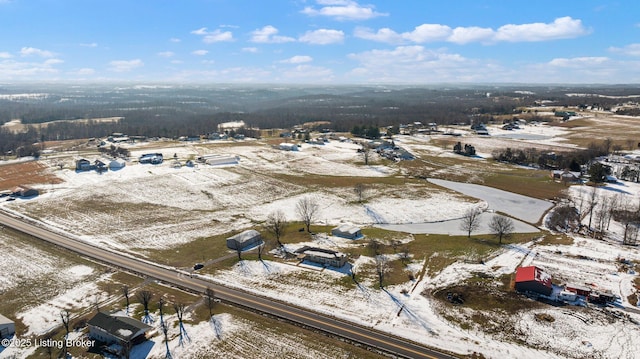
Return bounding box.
[0,161,62,191]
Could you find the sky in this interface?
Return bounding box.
[0,0,639,84]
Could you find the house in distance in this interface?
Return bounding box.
[331,224,363,239]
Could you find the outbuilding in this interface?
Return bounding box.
[109,158,126,170]
[296,246,347,268]
[514,266,553,296]
[11,186,39,198]
[279,143,299,151]
[331,224,362,239]
[0,314,15,338]
[87,312,152,346]
[75,158,92,171]
[226,230,262,250]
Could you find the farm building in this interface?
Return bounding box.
[279,143,299,151]
[87,312,152,346]
[565,283,592,297]
[109,158,126,170]
[296,247,347,268]
[75,158,92,171]
[331,224,362,239]
[550,170,581,183]
[0,314,15,338]
[11,186,38,198]
[514,266,553,296]
[139,153,163,164]
[226,230,262,250]
[196,154,239,166]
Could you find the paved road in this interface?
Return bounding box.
[0,211,456,359]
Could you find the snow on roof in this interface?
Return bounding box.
[332,224,361,235]
[227,229,260,245]
[0,313,14,325]
[304,250,345,259]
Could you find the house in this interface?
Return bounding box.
[11,186,39,198]
[109,158,126,170]
[550,170,581,184]
[87,312,152,346]
[226,230,262,250]
[0,314,15,338]
[331,224,362,239]
[296,247,347,268]
[197,154,239,166]
[514,266,553,296]
[76,158,92,171]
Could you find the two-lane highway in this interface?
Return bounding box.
[0,211,456,359]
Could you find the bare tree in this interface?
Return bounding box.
[204,287,216,320]
[137,290,153,324]
[586,185,598,229]
[460,207,482,238]
[232,239,243,261]
[399,245,411,265]
[361,145,371,165]
[158,298,172,359]
[368,239,382,256]
[296,196,319,232]
[488,215,514,244]
[266,210,287,248]
[173,302,190,346]
[375,255,389,288]
[354,183,367,203]
[122,285,130,314]
[60,309,70,359]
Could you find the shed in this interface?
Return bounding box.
[87,312,152,346]
[109,158,126,170]
[0,314,15,338]
[565,283,592,297]
[331,224,362,239]
[226,230,262,250]
[514,266,552,296]
[279,143,299,151]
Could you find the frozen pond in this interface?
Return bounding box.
[428,178,553,223]
[378,212,539,235]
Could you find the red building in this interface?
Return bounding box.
[515,266,553,296]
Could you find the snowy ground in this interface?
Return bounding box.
[2,121,640,358]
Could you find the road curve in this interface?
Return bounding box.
[0,211,457,359]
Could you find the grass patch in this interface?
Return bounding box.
[481,169,566,201]
[537,233,574,246]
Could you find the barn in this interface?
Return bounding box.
[87,312,152,346]
[109,158,126,170]
[226,230,262,250]
[0,314,15,338]
[514,266,553,296]
[331,224,362,239]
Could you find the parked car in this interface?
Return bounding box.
[193,263,204,270]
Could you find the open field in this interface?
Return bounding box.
[3,113,640,358]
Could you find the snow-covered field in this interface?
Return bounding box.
[2,120,640,358]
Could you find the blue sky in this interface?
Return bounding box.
[1,0,639,84]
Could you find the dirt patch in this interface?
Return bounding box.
[0,161,62,191]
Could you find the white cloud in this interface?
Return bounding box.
[108,59,143,72]
[356,17,588,45]
[548,56,609,68]
[170,38,181,43]
[80,42,98,48]
[282,65,334,81]
[448,26,495,44]
[280,55,313,64]
[157,51,175,58]
[192,50,209,56]
[73,68,95,76]
[301,0,387,21]
[250,26,295,43]
[299,29,345,44]
[191,27,234,43]
[495,16,589,42]
[0,52,12,59]
[242,47,259,53]
[20,47,55,58]
[0,58,63,78]
[609,43,640,57]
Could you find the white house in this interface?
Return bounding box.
[226,230,262,250]
[0,314,15,338]
[331,224,362,239]
[296,247,348,268]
